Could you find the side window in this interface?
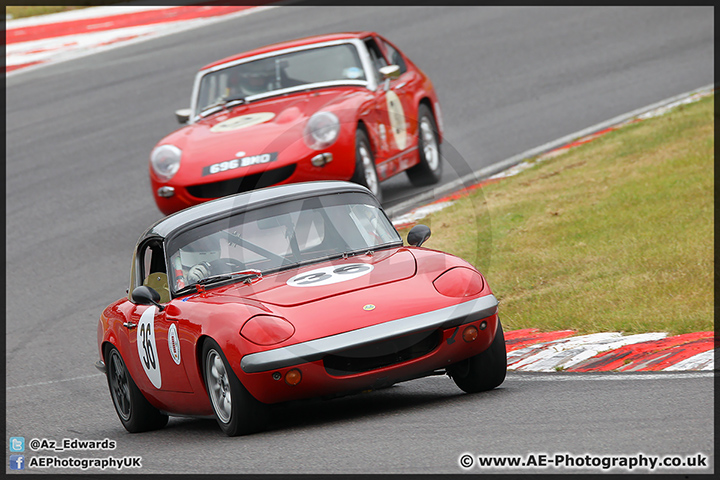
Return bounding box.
[364,38,388,84]
[381,40,407,75]
[139,241,170,303]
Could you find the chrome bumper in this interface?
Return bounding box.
[240,294,498,374]
[94,360,106,374]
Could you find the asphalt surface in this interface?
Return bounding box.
[5,6,715,475]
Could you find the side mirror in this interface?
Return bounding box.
[407,224,431,247]
[175,108,191,124]
[379,64,401,80]
[131,286,165,311]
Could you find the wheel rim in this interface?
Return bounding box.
[108,350,131,421]
[206,349,232,424]
[358,142,379,197]
[420,117,439,172]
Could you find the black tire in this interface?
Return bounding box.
[350,128,383,203]
[202,338,269,436]
[406,104,443,187]
[448,320,507,393]
[104,345,168,433]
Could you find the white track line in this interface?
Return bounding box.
[6,373,104,390]
[505,371,715,381]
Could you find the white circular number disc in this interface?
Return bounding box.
[385,90,407,150]
[137,306,162,389]
[210,112,275,132]
[287,263,374,287]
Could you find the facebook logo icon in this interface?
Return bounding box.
[10,455,25,470]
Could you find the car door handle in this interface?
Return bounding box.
[393,82,406,90]
[123,322,137,329]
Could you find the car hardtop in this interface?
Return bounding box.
[200,31,378,71]
[137,181,379,245]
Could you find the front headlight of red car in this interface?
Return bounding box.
[433,267,485,297]
[240,315,295,346]
[150,144,182,181]
[304,111,340,150]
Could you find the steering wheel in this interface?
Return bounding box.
[208,258,245,274]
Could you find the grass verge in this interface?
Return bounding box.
[400,94,714,335]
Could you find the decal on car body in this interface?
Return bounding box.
[287,263,374,287]
[385,90,407,150]
[137,306,162,389]
[210,112,275,132]
[168,323,181,365]
[203,152,278,176]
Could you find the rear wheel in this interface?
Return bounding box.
[105,345,168,433]
[448,320,507,393]
[202,339,269,436]
[350,128,383,203]
[406,104,442,186]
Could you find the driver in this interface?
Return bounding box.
[238,59,277,95]
[173,237,222,287]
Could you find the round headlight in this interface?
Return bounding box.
[150,144,182,181]
[304,111,340,150]
[433,267,485,297]
[240,315,295,346]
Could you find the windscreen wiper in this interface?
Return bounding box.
[199,96,247,118]
[176,270,261,295]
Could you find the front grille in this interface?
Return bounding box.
[323,329,441,376]
[187,164,296,198]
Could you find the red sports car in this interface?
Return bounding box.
[96,181,505,436]
[150,32,444,215]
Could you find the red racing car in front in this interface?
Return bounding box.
[96,181,506,436]
[149,32,444,214]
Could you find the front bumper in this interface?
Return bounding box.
[241,294,498,373]
[151,147,352,216]
[94,360,106,374]
[237,294,499,403]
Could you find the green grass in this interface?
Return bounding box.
[401,95,714,335]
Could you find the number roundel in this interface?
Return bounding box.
[385,90,407,150]
[137,306,162,389]
[287,263,374,287]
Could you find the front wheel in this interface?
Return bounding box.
[448,320,507,393]
[105,345,168,433]
[406,104,443,187]
[202,339,269,436]
[350,128,383,203]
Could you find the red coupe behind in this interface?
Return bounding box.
[150,32,444,214]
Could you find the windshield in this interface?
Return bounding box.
[195,43,366,116]
[166,193,401,292]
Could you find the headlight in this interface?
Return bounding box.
[433,267,485,297]
[150,144,182,181]
[240,315,295,346]
[304,111,340,150]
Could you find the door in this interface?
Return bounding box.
[124,240,193,393]
[364,36,416,179]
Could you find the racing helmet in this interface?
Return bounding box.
[239,59,276,95]
[177,236,221,268]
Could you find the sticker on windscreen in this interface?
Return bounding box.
[287,263,374,287]
[210,112,275,132]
